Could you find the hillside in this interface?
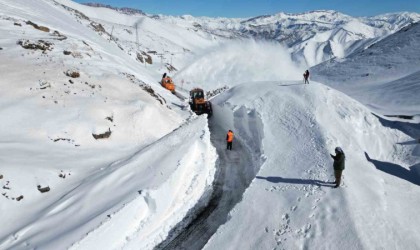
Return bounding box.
[154,11,420,66]
[311,22,420,115]
[0,1,419,249]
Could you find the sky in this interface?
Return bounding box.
[74,0,420,18]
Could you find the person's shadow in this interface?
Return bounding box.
[365,152,420,186]
[256,176,334,187]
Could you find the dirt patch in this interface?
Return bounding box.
[26,20,50,32]
[17,39,53,52]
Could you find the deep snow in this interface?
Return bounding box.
[0,0,419,249]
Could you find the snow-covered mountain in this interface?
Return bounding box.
[0,0,419,249]
[311,21,420,116]
[154,10,420,66]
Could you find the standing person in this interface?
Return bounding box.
[226,130,234,150]
[303,70,310,84]
[330,147,345,188]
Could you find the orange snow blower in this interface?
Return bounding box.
[161,73,175,93]
[189,88,212,117]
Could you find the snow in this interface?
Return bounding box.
[173,40,304,89]
[1,0,419,249]
[203,81,419,249]
[311,22,420,115]
[0,0,217,249]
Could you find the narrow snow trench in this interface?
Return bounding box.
[155,109,264,250]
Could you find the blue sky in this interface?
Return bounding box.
[74,0,420,18]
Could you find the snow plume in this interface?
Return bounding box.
[174,40,304,89]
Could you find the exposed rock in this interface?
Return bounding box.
[14,22,22,26]
[123,73,166,105]
[105,116,113,122]
[91,22,106,33]
[16,195,24,201]
[92,128,112,140]
[136,52,144,63]
[53,138,71,142]
[39,80,51,89]
[63,50,72,55]
[26,20,50,32]
[165,63,177,72]
[37,185,50,193]
[206,86,230,99]
[81,3,145,16]
[142,52,152,64]
[0,174,3,179]
[65,69,80,78]
[52,30,67,41]
[17,39,53,52]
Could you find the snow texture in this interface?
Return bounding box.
[0,0,419,249]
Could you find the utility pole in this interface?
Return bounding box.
[109,26,114,42]
[135,23,139,51]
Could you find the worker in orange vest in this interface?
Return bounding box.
[226,130,234,150]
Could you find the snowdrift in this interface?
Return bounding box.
[204,81,420,249]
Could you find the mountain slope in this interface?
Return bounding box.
[311,22,420,115]
[0,0,217,249]
[155,11,420,66]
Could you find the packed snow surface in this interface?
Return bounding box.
[204,81,420,249]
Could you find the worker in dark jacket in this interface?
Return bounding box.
[226,130,234,150]
[303,70,310,84]
[330,147,345,188]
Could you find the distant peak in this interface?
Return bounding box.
[81,2,144,16]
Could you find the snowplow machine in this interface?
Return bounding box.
[189,88,212,117]
[161,73,175,93]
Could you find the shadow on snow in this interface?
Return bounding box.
[365,152,420,186]
[256,176,334,187]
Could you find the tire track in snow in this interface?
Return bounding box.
[155,111,264,250]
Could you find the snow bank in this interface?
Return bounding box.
[204,81,420,249]
[0,1,216,249]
